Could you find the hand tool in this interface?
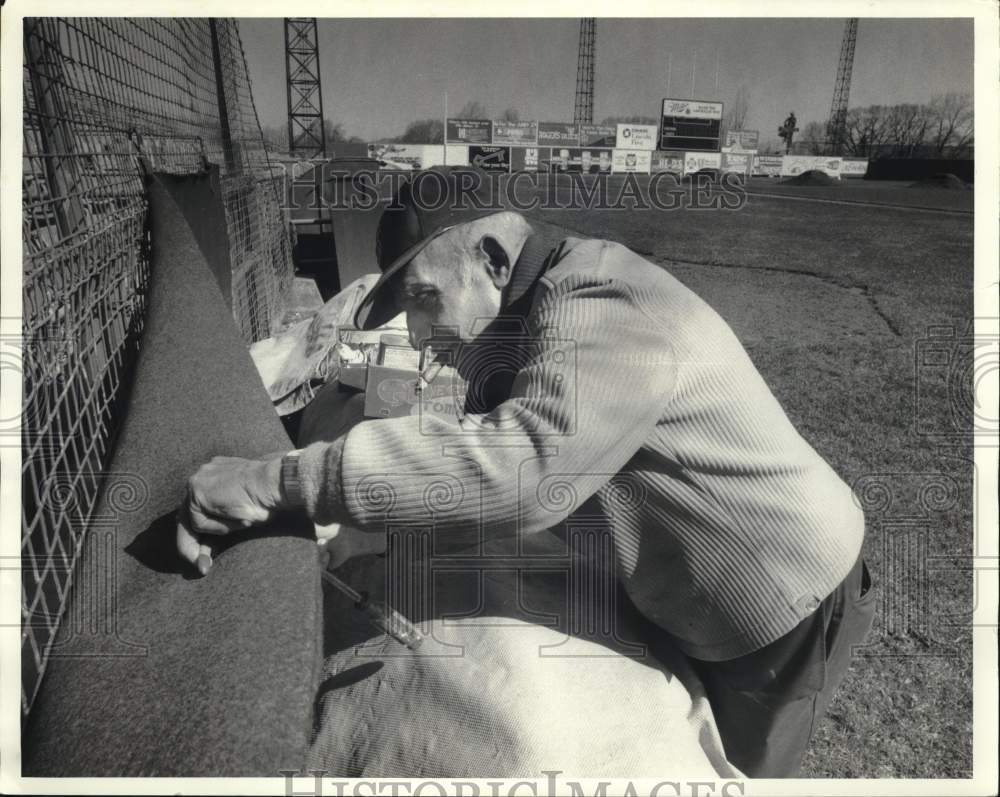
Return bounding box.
[320,568,424,651]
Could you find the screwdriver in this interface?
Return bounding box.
[320,568,424,651]
[417,345,445,392]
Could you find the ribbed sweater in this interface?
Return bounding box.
[298,230,865,661]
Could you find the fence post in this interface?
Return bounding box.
[209,19,238,176]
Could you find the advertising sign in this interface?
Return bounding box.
[446,119,491,144]
[492,120,538,146]
[683,151,722,176]
[753,155,783,177]
[840,158,869,177]
[444,145,468,166]
[579,124,617,148]
[724,129,760,151]
[651,150,686,175]
[510,147,539,172]
[615,123,658,151]
[468,145,511,173]
[539,148,565,171]
[415,145,444,168]
[662,99,724,119]
[368,143,420,169]
[780,154,842,179]
[538,122,580,148]
[720,150,753,178]
[541,148,612,173]
[660,98,724,152]
[372,145,476,169]
[611,149,652,174]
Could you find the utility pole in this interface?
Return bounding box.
[573,19,596,125]
[284,18,326,159]
[825,19,858,156]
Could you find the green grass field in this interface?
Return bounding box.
[520,176,975,777]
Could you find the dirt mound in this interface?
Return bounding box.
[781,170,834,186]
[908,173,970,190]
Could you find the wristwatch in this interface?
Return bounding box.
[280,449,304,508]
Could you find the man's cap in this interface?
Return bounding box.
[354,166,506,330]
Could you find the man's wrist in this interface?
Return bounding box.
[277,449,304,510]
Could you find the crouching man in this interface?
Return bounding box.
[179,168,875,777]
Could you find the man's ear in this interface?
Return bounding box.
[478,235,512,289]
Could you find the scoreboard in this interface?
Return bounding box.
[659,99,724,152]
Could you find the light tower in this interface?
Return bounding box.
[284,18,326,158]
[825,19,858,156]
[574,19,596,125]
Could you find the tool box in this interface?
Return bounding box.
[335,328,467,420]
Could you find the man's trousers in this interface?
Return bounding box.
[687,553,876,777]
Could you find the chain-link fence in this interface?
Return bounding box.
[21,17,294,717]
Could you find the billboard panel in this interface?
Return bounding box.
[510,146,539,172]
[492,120,538,146]
[616,123,658,151]
[840,158,869,177]
[724,129,760,151]
[444,145,468,166]
[536,148,559,172]
[651,150,685,174]
[579,124,617,148]
[720,150,753,178]
[371,144,476,169]
[540,147,612,173]
[663,99,724,119]
[368,143,420,169]
[683,151,722,175]
[781,154,842,179]
[446,118,491,144]
[660,98,724,152]
[468,145,511,173]
[753,155,783,177]
[538,122,580,148]
[419,145,444,168]
[612,149,652,174]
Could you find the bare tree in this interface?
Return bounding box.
[841,95,973,158]
[723,85,751,134]
[262,120,364,152]
[400,119,444,144]
[927,93,973,156]
[457,101,488,119]
[799,121,828,155]
[844,105,890,157]
[499,107,521,122]
[323,119,366,146]
[882,103,929,156]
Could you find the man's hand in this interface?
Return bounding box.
[177,455,284,574]
[186,455,283,533]
[177,506,214,576]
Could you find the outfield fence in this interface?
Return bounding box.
[21,17,293,717]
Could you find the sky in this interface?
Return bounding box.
[238,17,973,147]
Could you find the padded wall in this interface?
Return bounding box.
[23,170,322,776]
